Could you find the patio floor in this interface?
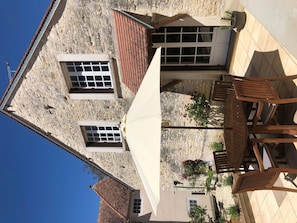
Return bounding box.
[230,8,297,223]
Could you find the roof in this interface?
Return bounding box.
[92,178,133,223]
[113,10,153,94]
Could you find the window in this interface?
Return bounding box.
[133,198,142,214]
[152,26,213,65]
[187,197,199,211]
[57,54,119,100]
[80,123,124,152]
[65,61,114,93]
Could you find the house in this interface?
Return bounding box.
[92,177,216,222]
[0,0,238,217]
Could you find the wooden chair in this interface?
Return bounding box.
[231,74,297,127]
[213,150,256,174]
[212,80,233,102]
[232,167,297,194]
[213,150,237,173]
[232,138,297,194]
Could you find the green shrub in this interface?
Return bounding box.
[222,175,233,186]
[211,141,224,151]
[185,93,210,126]
[188,205,207,223]
[225,204,240,218]
[205,170,217,192]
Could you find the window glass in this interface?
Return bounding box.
[182,34,197,42]
[167,34,180,42]
[196,56,210,64]
[167,48,180,55]
[166,27,181,32]
[199,27,213,32]
[181,57,194,64]
[198,34,213,42]
[183,27,197,32]
[182,47,195,55]
[197,47,211,55]
[152,35,164,43]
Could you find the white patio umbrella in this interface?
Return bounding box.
[121,47,161,214]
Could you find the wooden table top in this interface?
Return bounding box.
[224,91,248,169]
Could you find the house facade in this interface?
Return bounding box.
[0,0,236,216]
[92,177,215,222]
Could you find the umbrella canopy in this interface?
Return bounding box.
[121,48,161,214]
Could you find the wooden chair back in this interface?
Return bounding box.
[213,150,236,173]
[212,80,233,102]
[232,168,297,194]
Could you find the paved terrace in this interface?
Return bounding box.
[230,8,297,223]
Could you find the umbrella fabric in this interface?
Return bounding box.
[122,47,161,214]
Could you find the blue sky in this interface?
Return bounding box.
[0,1,100,222]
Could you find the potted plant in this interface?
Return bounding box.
[221,10,247,31]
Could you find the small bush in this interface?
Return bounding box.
[185,93,210,126]
[211,141,224,151]
[225,204,240,218]
[188,205,207,223]
[222,175,233,186]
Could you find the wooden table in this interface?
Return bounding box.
[224,91,248,170]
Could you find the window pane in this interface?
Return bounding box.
[199,27,213,32]
[103,76,111,81]
[78,76,85,81]
[198,34,213,42]
[156,27,165,33]
[152,34,164,43]
[167,34,180,42]
[196,56,210,64]
[88,82,95,87]
[84,66,92,71]
[182,47,195,55]
[166,57,179,64]
[102,66,109,71]
[70,76,77,81]
[183,27,197,32]
[167,48,180,55]
[197,47,211,55]
[67,66,75,72]
[181,57,194,64]
[166,27,181,32]
[182,34,196,42]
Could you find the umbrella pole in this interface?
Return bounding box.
[162,126,224,130]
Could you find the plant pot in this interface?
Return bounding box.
[231,11,246,31]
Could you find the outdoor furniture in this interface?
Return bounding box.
[213,150,238,173]
[212,80,233,102]
[213,150,256,173]
[223,90,249,170]
[232,167,297,194]
[231,74,297,127]
[223,91,297,173]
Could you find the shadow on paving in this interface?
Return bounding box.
[245,49,297,182]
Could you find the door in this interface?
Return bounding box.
[152,26,231,67]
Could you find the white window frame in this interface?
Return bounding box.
[57,54,116,100]
[78,121,125,152]
[187,197,199,211]
[152,26,218,66]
